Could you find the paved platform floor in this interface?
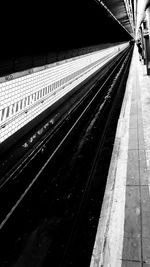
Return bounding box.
[90,46,150,267]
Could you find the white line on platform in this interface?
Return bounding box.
[90,47,135,267]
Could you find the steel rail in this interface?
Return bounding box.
[0,47,131,231]
[0,47,129,188]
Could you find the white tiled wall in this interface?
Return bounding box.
[0,43,128,143]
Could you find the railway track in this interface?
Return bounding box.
[0,45,133,267]
[0,46,127,179]
[59,45,133,267]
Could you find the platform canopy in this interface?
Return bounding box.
[95,0,136,37]
[136,0,150,30]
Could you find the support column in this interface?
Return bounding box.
[142,19,150,75]
[140,26,146,64]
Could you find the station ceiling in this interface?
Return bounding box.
[95,0,135,37]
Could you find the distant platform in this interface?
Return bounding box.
[90,46,150,266]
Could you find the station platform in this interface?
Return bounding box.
[90,46,150,267]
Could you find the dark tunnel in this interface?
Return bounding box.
[1,0,131,59]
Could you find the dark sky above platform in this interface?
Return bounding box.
[1,0,131,59]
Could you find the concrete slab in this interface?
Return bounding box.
[130,101,138,115]
[139,150,149,185]
[126,150,139,185]
[124,186,141,238]
[128,128,138,150]
[129,114,138,129]
[122,261,141,267]
[142,238,150,264]
[138,126,145,150]
[141,186,150,237]
[122,236,141,261]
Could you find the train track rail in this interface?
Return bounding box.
[0,46,129,184]
[0,45,133,267]
[59,45,133,267]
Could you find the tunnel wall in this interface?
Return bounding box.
[0,43,128,148]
